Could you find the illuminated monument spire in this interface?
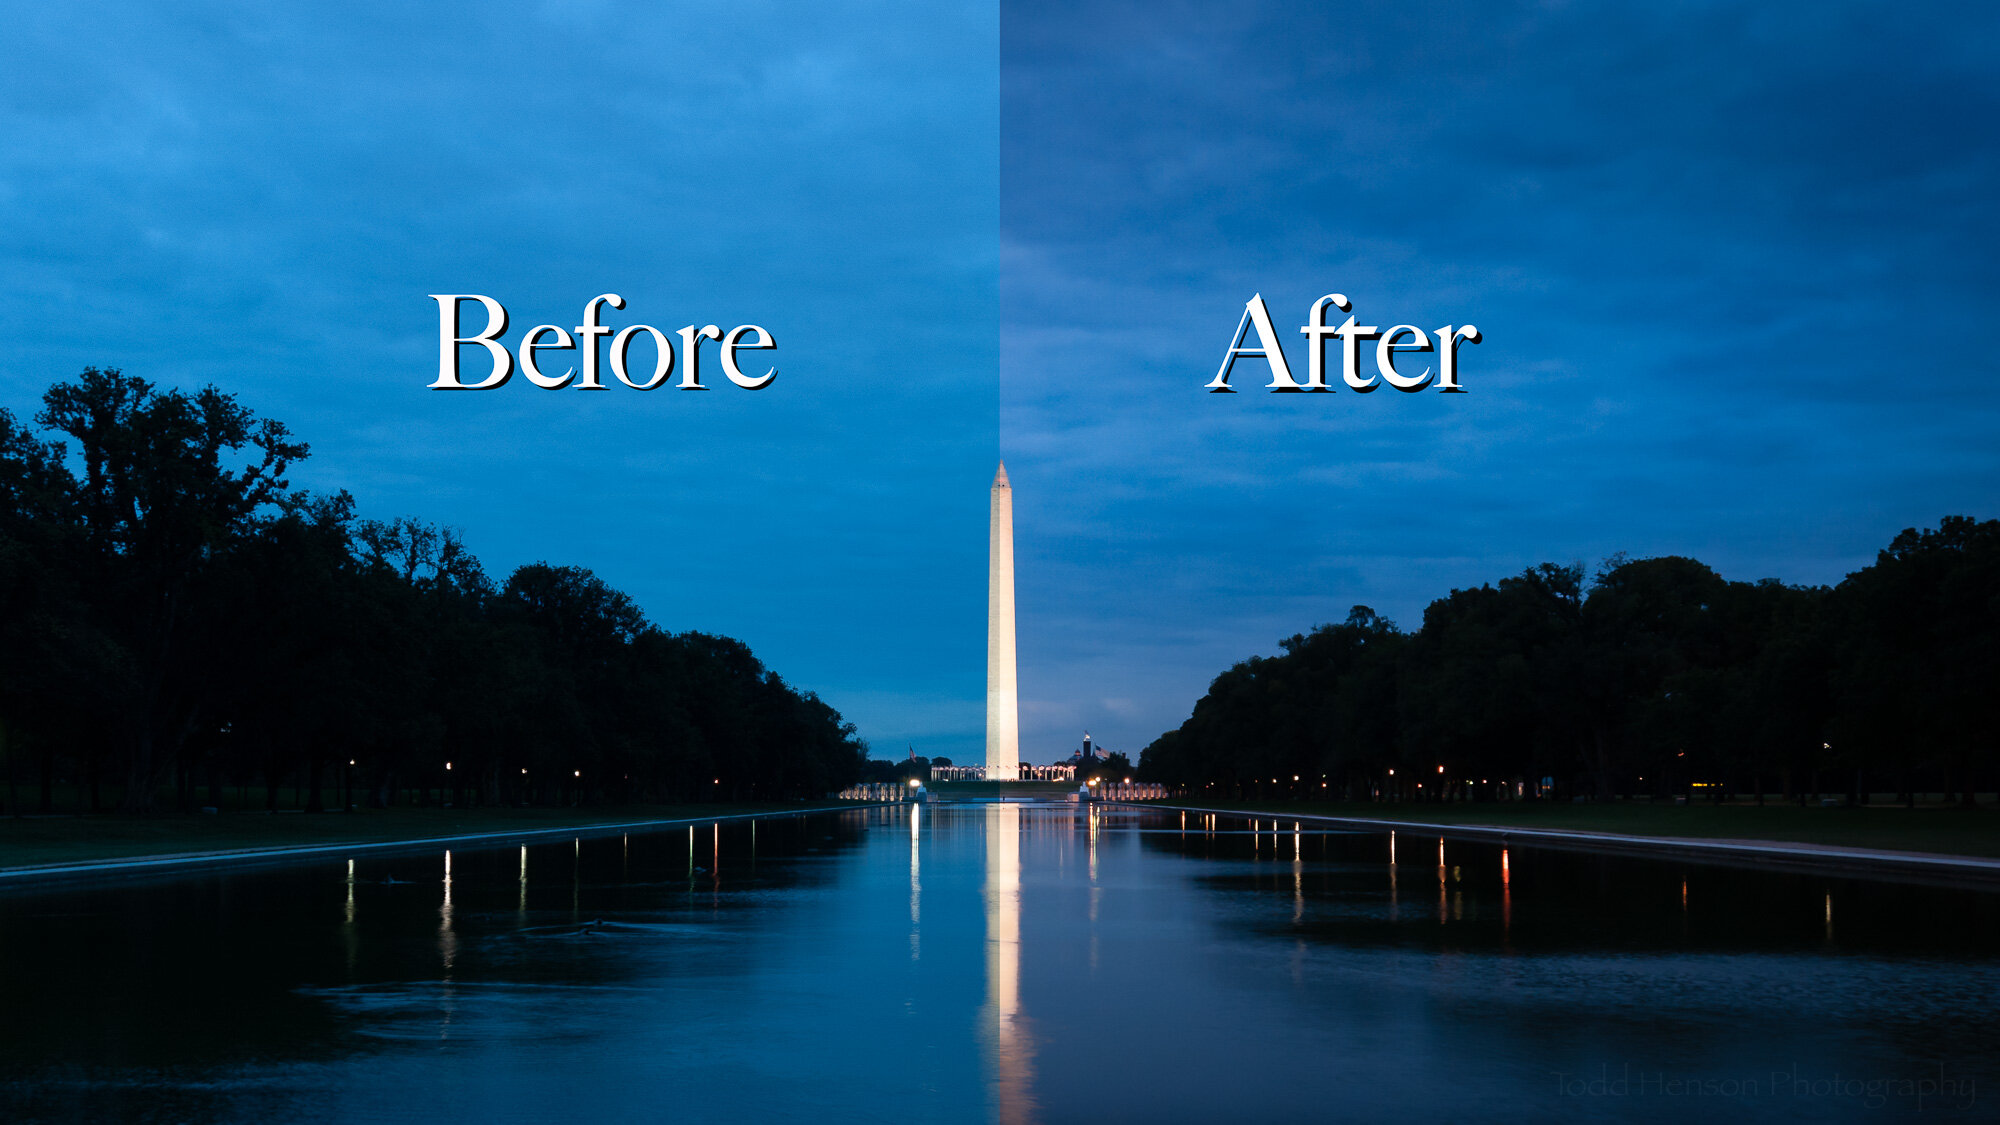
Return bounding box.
[985,462,1020,781]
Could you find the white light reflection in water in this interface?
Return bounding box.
[1292,823,1304,925]
[343,858,357,973]
[982,803,1036,1125]
[909,802,922,961]
[1087,805,1099,885]
[519,846,529,918]
[439,851,458,973]
[1437,838,1448,924]
[1388,830,1398,918]
[437,851,459,1041]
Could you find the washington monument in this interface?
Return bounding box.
[985,462,1019,781]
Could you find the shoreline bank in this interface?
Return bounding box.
[0,804,892,888]
[1122,803,2000,891]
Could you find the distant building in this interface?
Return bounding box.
[1063,732,1109,768]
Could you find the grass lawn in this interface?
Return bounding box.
[0,802,832,870]
[1141,799,2000,859]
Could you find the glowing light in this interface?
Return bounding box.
[445,762,452,770]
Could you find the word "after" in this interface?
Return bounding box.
[1208,293,1479,393]
[429,294,776,390]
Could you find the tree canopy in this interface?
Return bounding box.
[1141,522,2000,806]
[0,369,868,813]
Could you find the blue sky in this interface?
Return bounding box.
[4,2,1995,767]
[0,1,998,760]
[1002,0,2000,758]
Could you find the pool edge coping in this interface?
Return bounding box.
[1109,803,2000,891]
[0,803,901,887]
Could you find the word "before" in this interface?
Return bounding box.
[1209,293,1480,393]
[429,294,776,391]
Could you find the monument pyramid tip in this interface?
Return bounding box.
[994,461,1010,487]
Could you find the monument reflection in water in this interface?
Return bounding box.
[982,802,1034,1123]
[4,803,2000,1123]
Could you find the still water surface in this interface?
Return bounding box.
[3,804,1997,1122]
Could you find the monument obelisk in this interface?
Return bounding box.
[985,462,1020,781]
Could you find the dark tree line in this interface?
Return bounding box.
[1141,521,2000,806]
[0,368,868,814]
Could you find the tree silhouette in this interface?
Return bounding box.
[0,370,867,815]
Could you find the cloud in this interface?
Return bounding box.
[1000,0,2000,755]
[0,0,1000,754]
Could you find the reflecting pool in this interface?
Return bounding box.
[3,804,1997,1122]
